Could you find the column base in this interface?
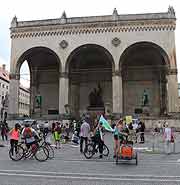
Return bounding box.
[111,113,123,120]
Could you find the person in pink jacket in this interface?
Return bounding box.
[9,123,21,156]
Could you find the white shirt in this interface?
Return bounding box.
[164,127,171,141]
[132,123,138,130]
[80,121,90,137]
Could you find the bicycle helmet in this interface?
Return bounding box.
[24,122,30,127]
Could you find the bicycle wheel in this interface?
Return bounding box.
[45,144,54,159]
[9,145,24,161]
[34,146,49,162]
[103,144,109,156]
[83,144,94,159]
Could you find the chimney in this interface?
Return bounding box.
[2,64,6,71]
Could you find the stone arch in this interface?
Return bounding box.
[65,44,115,118]
[65,44,115,73]
[119,41,169,116]
[15,46,62,117]
[15,46,62,74]
[119,41,170,70]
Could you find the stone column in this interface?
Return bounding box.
[167,69,179,113]
[112,70,123,118]
[70,83,79,117]
[8,73,20,119]
[59,72,69,116]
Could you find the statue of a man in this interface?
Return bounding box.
[88,84,104,107]
[89,88,97,107]
[96,84,104,107]
[142,90,149,106]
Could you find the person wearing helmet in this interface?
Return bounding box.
[22,123,40,149]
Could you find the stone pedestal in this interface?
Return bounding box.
[142,106,150,116]
[87,107,104,119]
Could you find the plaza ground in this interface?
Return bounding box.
[1,132,180,185]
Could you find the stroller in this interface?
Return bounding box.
[116,136,138,165]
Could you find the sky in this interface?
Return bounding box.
[0,0,179,87]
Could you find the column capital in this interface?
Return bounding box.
[9,73,20,80]
[59,72,69,78]
[167,68,178,75]
[112,70,122,77]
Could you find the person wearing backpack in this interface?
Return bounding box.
[22,123,39,149]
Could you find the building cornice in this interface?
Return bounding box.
[11,11,176,28]
[10,20,176,39]
[10,9,176,38]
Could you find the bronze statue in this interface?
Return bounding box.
[88,84,104,107]
[142,90,149,106]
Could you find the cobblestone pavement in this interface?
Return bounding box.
[0,132,180,185]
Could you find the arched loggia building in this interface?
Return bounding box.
[9,7,179,119]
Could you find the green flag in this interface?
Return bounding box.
[99,115,113,132]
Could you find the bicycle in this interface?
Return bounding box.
[9,140,49,162]
[39,134,55,159]
[83,137,109,159]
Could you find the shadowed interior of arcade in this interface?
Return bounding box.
[120,42,168,116]
[16,47,60,118]
[67,44,114,119]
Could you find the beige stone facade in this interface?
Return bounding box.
[8,7,179,119]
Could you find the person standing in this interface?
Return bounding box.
[73,120,77,132]
[9,123,20,156]
[93,122,104,158]
[1,122,8,141]
[54,122,61,149]
[163,122,174,154]
[80,118,90,153]
[138,120,145,143]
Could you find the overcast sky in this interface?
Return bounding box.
[0,0,179,87]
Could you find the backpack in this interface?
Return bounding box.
[23,128,32,138]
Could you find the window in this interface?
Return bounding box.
[6,86,8,89]
[2,84,4,88]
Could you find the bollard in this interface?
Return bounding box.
[173,140,176,153]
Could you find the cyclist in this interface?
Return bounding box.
[93,121,104,158]
[113,119,127,158]
[22,123,40,149]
